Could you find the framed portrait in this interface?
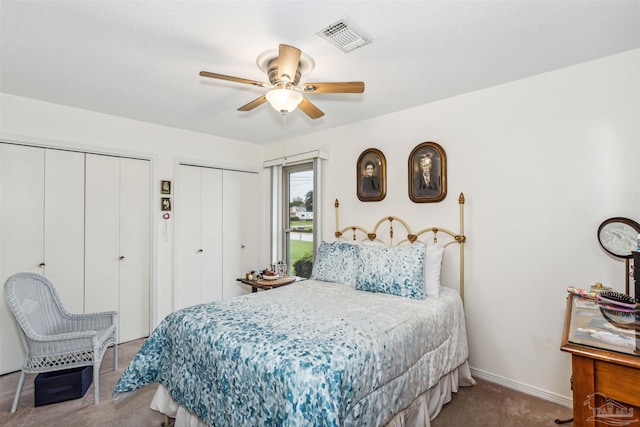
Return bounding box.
[161,180,171,194]
[357,148,386,202]
[161,197,172,211]
[408,142,447,203]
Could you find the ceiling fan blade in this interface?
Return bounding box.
[238,95,268,111]
[298,97,324,119]
[200,71,268,88]
[302,82,365,94]
[277,44,302,83]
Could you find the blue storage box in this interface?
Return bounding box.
[34,366,93,406]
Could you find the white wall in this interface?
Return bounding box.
[0,94,269,324]
[265,49,640,404]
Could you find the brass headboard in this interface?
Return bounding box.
[334,193,467,302]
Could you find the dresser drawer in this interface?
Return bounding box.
[594,360,640,407]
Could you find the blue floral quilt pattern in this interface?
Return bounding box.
[113,281,469,426]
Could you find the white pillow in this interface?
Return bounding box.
[424,243,444,296]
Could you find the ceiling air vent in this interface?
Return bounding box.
[317,18,371,53]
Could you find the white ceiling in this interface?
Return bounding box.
[1,1,638,145]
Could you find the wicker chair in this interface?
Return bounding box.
[4,272,118,412]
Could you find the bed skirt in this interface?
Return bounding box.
[150,361,475,427]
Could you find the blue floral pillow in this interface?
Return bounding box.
[310,241,360,285]
[356,242,426,299]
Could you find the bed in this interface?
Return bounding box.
[113,193,474,426]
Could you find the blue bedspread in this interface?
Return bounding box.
[113,280,469,426]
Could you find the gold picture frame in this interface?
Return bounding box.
[161,180,171,194]
[408,142,447,203]
[357,148,386,202]
[161,197,172,211]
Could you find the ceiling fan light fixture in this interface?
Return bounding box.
[265,89,303,114]
[200,43,363,120]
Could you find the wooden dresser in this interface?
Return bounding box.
[561,293,640,426]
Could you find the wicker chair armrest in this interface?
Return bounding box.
[69,311,118,319]
[64,310,118,321]
[65,311,118,331]
[28,329,97,343]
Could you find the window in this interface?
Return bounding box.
[268,151,325,278]
[282,163,315,278]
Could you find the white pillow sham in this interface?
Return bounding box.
[424,243,444,296]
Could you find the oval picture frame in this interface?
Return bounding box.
[408,142,447,203]
[356,148,386,202]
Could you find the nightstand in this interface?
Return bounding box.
[236,276,305,293]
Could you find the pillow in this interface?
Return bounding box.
[310,241,360,285]
[356,242,426,299]
[424,243,444,296]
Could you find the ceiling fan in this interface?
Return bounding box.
[199,44,365,119]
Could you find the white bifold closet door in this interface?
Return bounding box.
[0,144,85,374]
[240,171,260,278]
[222,170,243,299]
[85,154,150,343]
[43,149,86,311]
[176,165,258,310]
[0,145,150,374]
[176,165,223,309]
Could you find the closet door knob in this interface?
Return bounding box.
[39,263,45,268]
[197,249,203,253]
[119,256,125,260]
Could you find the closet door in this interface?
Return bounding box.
[0,144,45,278]
[176,165,259,307]
[0,144,85,374]
[176,165,203,309]
[118,158,150,342]
[241,172,260,284]
[201,168,224,302]
[43,149,86,313]
[220,170,259,298]
[222,170,242,298]
[176,165,223,309]
[85,155,120,315]
[0,144,45,374]
[85,154,151,342]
